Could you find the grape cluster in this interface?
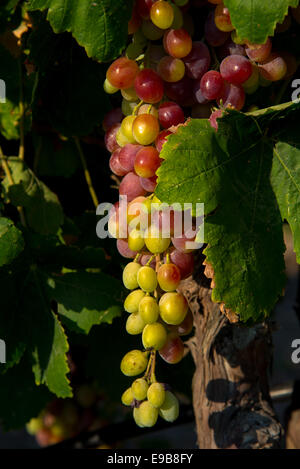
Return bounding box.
[103,0,296,428]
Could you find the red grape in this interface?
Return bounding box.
[119,172,147,202]
[155,129,172,152]
[105,123,121,153]
[217,81,245,110]
[136,0,156,19]
[119,143,143,173]
[220,55,252,85]
[164,75,195,106]
[159,333,185,364]
[128,4,142,34]
[134,146,161,178]
[183,41,211,80]
[163,28,192,58]
[134,69,164,104]
[217,38,246,61]
[200,70,225,100]
[214,3,234,32]
[245,38,272,63]
[168,249,194,279]
[258,53,287,82]
[204,11,230,47]
[158,101,185,128]
[107,57,139,89]
[109,148,128,176]
[170,309,193,335]
[193,81,209,104]
[102,108,123,132]
[140,175,158,192]
[117,239,138,258]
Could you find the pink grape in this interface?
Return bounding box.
[217,38,246,61]
[119,144,143,173]
[220,55,252,85]
[258,53,287,82]
[109,148,128,176]
[193,81,209,104]
[134,146,161,178]
[217,82,245,110]
[167,249,194,279]
[155,129,172,152]
[107,57,139,89]
[163,28,192,58]
[200,70,225,100]
[245,38,272,63]
[157,263,181,291]
[119,172,147,202]
[140,254,156,269]
[102,108,123,131]
[204,11,230,47]
[183,41,211,80]
[214,4,234,32]
[134,69,164,104]
[209,109,224,130]
[159,333,184,364]
[140,175,158,192]
[105,123,121,153]
[158,102,185,128]
[117,239,138,258]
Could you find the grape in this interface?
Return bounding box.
[209,108,224,130]
[138,104,159,118]
[152,206,176,237]
[172,228,201,252]
[135,69,164,104]
[193,81,209,105]
[258,53,287,82]
[220,55,252,85]
[137,0,156,19]
[120,350,148,376]
[171,3,183,29]
[137,400,158,427]
[168,249,194,279]
[157,56,185,83]
[121,387,134,406]
[122,99,138,117]
[183,41,211,80]
[134,146,161,178]
[121,86,139,102]
[174,0,189,5]
[105,123,121,153]
[217,38,246,60]
[128,229,145,252]
[163,29,192,58]
[140,175,158,192]
[158,101,185,128]
[119,143,143,173]
[128,4,142,34]
[132,378,149,400]
[122,261,142,290]
[102,108,123,131]
[126,312,146,335]
[158,391,179,422]
[108,204,127,239]
[245,38,272,63]
[107,57,139,89]
[103,78,119,94]
[109,148,127,177]
[200,71,224,100]
[242,65,259,94]
[157,263,181,292]
[159,333,184,363]
[231,30,245,45]
[164,75,195,106]
[204,10,230,47]
[150,1,174,29]
[133,407,144,427]
[214,3,234,32]
[137,265,158,292]
[132,114,160,145]
[147,382,166,408]
[144,225,171,253]
[120,115,137,143]
[140,254,156,269]
[176,309,194,335]
[117,239,138,259]
[127,196,149,228]
[217,82,245,110]
[139,295,160,323]
[155,129,172,152]
[124,289,146,313]
[191,102,212,118]
[26,417,43,435]
[142,20,165,40]
[159,292,188,325]
[142,322,168,350]
[116,127,133,147]
[119,172,146,202]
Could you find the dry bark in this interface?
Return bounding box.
[180,254,283,449]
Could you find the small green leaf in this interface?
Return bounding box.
[224,0,299,44]
[26,0,134,61]
[0,217,24,267]
[45,271,123,334]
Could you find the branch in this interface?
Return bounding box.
[74,137,99,209]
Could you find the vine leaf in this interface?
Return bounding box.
[155,104,300,323]
[2,157,63,235]
[0,217,24,267]
[224,0,299,44]
[26,0,134,62]
[45,271,123,334]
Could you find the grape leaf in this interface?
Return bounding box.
[155,106,300,322]
[45,271,123,334]
[2,157,64,235]
[0,217,24,267]
[26,0,134,62]
[271,120,300,262]
[0,0,20,33]
[224,0,299,44]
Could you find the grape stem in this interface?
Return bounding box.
[74,137,99,209]
[18,60,25,161]
[133,100,144,115]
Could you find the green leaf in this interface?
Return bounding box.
[0,357,52,430]
[45,271,123,334]
[224,0,299,44]
[25,268,72,398]
[271,120,300,262]
[26,0,134,62]
[0,217,24,267]
[2,157,64,235]
[156,109,292,323]
[0,0,20,33]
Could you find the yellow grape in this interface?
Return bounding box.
[139,296,159,323]
[116,127,132,147]
[142,322,167,350]
[131,378,149,400]
[144,225,171,254]
[137,265,158,292]
[124,289,145,313]
[138,400,159,427]
[26,417,43,435]
[159,391,179,422]
[120,115,137,143]
[122,387,134,406]
[147,382,166,408]
[150,1,174,30]
[120,350,148,376]
[159,292,188,325]
[126,313,146,335]
[123,262,141,290]
[121,87,138,102]
[133,406,144,427]
[128,229,145,252]
[103,78,119,94]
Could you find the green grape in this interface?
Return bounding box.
[26,417,43,435]
[51,421,66,438]
[126,42,144,61]
[159,292,188,325]
[147,382,166,408]
[142,20,164,41]
[123,262,141,290]
[174,0,189,6]
[139,296,159,323]
[242,65,259,94]
[122,387,134,406]
[131,378,149,400]
[128,229,145,252]
[142,322,167,350]
[171,4,183,29]
[126,313,146,335]
[144,226,171,254]
[103,78,119,94]
[121,86,138,102]
[121,350,148,376]
[116,127,132,147]
[124,289,145,313]
[138,400,159,427]
[158,391,179,422]
[122,99,138,116]
[137,265,158,292]
[133,406,144,427]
